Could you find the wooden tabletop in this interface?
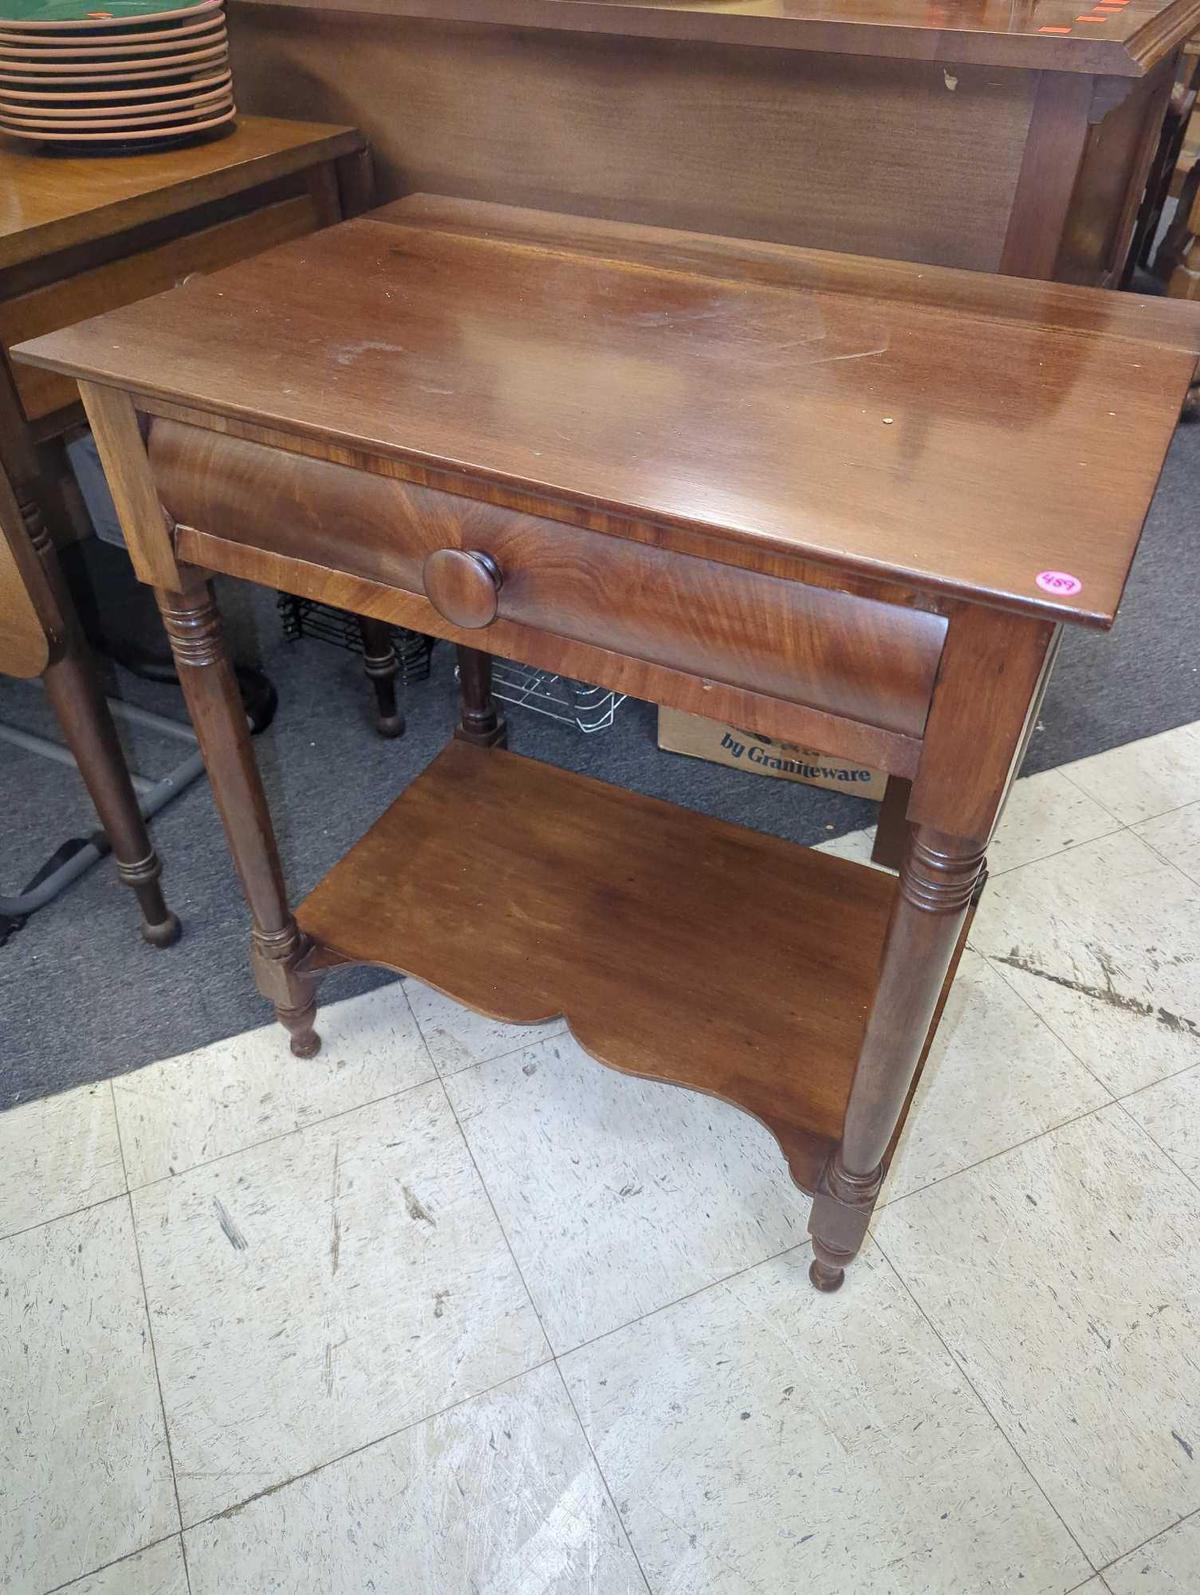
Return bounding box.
[14,195,1200,627]
[234,0,1200,74]
[0,115,362,271]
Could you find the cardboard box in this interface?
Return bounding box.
[657,707,887,800]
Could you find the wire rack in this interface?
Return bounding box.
[277,595,625,733]
[276,595,434,683]
[490,661,627,734]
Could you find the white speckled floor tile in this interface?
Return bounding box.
[882,951,1111,1204]
[986,767,1122,876]
[1121,1068,1200,1185]
[875,1107,1200,1567]
[60,1537,189,1595]
[815,766,1118,882]
[403,977,567,1075]
[562,1245,1089,1595]
[185,1364,647,1595]
[1134,801,1200,888]
[0,1082,124,1240]
[0,1200,177,1595]
[970,830,1200,1096]
[1062,724,1200,827]
[114,980,434,1187]
[814,825,885,869]
[1104,1510,1200,1593]
[445,1034,809,1353]
[131,1082,548,1524]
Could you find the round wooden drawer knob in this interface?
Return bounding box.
[423,548,503,629]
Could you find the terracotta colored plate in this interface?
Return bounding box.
[0,40,226,71]
[0,59,210,81]
[0,103,232,133]
[0,15,223,47]
[0,1,218,30]
[0,103,234,139]
[0,62,225,96]
[0,17,222,52]
[0,81,228,115]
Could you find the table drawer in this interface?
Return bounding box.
[0,193,323,424]
[149,420,948,738]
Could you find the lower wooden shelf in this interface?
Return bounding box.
[297,740,896,1193]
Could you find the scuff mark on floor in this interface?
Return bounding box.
[1172,1429,1194,1461]
[402,1184,435,1225]
[994,951,1198,1038]
[212,1197,248,1252]
[1087,1320,1112,1352]
[329,1144,342,1276]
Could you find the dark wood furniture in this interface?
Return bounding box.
[228,0,1200,846]
[0,461,178,944]
[230,0,1200,287]
[0,112,403,736]
[15,198,1199,1290]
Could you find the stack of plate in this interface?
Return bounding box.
[0,0,235,149]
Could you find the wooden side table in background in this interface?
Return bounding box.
[0,114,404,736]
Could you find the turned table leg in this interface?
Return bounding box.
[156,568,320,1056]
[454,644,507,748]
[21,488,180,947]
[356,615,405,739]
[808,606,1058,1290]
[808,826,986,1289]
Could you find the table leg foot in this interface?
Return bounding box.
[808,1246,848,1293]
[455,644,507,747]
[139,906,182,949]
[807,1152,882,1291]
[357,616,405,739]
[278,999,321,1058]
[117,850,181,947]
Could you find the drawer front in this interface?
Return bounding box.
[150,420,947,738]
[0,193,322,423]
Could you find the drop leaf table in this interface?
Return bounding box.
[14,198,1200,1289]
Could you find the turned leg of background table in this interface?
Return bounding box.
[21,486,179,947]
[156,568,321,1057]
[808,825,986,1291]
[871,775,911,869]
[454,644,507,748]
[356,616,405,739]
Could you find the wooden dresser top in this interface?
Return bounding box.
[234,0,1200,75]
[0,116,361,271]
[15,195,1200,627]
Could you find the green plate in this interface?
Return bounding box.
[0,0,216,26]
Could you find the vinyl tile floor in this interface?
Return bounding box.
[3,723,1200,1595]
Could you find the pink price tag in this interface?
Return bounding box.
[1036,570,1082,597]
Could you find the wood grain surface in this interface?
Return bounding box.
[0,193,322,422]
[297,738,899,1192]
[0,464,52,678]
[148,417,949,738]
[18,196,1200,627]
[0,114,361,270]
[229,0,1200,74]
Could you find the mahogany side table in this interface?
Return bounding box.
[16,199,1200,1290]
[0,113,403,736]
